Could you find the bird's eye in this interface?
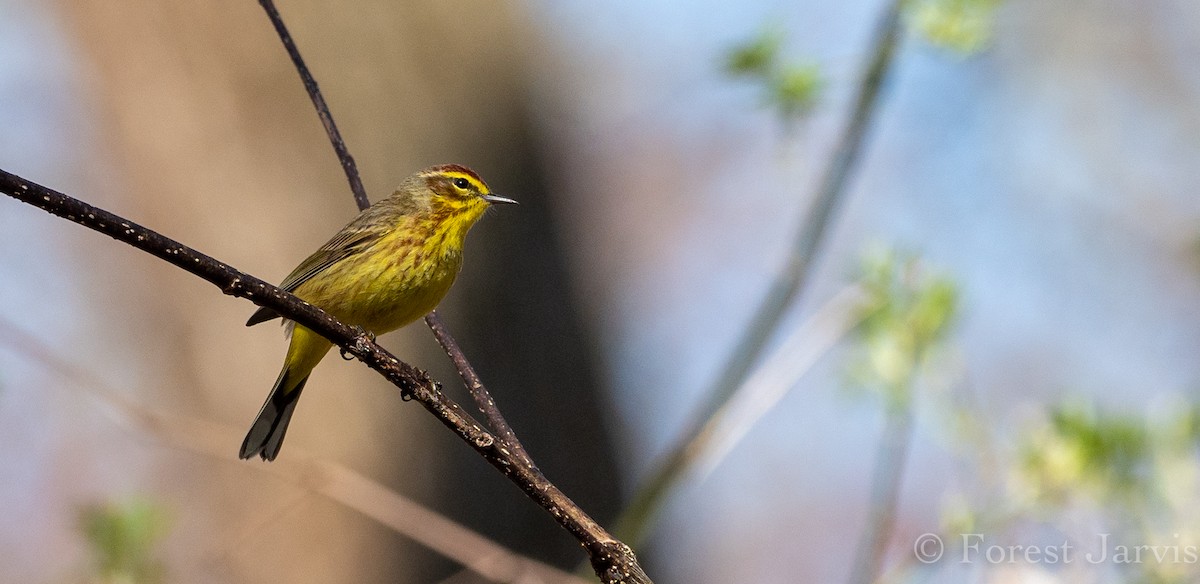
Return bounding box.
[453,178,471,189]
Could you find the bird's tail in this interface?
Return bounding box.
[240,366,309,461]
[241,324,331,461]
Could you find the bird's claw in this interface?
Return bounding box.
[340,326,377,360]
[353,326,377,343]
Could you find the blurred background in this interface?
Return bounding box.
[2,0,1199,583]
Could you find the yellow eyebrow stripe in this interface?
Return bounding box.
[444,171,490,195]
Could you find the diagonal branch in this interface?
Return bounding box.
[425,311,536,468]
[847,397,916,584]
[614,0,908,546]
[0,169,649,584]
[258,0,369,210]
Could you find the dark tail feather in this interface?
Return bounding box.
[239,369,308,461]
[246,306,281,327]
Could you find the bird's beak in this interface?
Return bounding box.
[483,194,519,205]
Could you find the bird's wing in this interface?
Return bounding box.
[246,225,385,326]
[277,227,382,292]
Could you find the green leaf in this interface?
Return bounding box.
[846,246,959,404]
[724,25,825,121]
[724,27,783,77]
[81,498,170,584]
[909,0,1002,55]
[769,63,824,118]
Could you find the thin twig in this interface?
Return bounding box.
[691,285,867,480]
[847,397,916,584]
[0,316,583,584]
[614,0,908,546]
[609,285,863,543]
[257,0,369,210]
[425,311,535,468]
[0,169,650,584]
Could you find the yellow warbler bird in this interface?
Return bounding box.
[241,164,516,461]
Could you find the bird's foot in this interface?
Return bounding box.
[340,326,377,360]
